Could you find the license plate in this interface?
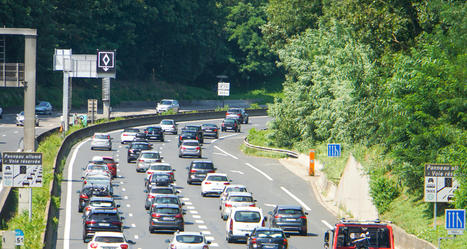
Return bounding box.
[286,218,296,221]
[162,217,175,221]
[99,223,110,226]
[263,244,278,249]
[102,247,118,249]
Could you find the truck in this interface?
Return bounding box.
[324,219,394,249]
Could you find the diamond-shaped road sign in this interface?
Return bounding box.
[97,50,116,77]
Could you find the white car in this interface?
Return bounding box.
[220,192,256,220]
[156,99,180,113]
[225,207,266,243]
[16,111,39,126]
[165,231,211,249]
[201,173,231,197]
[120,128,140,144]
[145,163,175,184]
[87,231,134,249]
[90,133,112,151]
[160,119,178,134]
[219,184,248,207]
[82,164,111,179]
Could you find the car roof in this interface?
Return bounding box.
[93,132,109,136]
[254,227,284,232]
[182,139,199,143]
[141,150,160,154]
[225,184,246,189]
[276,205,303,210]
[154,194,179,198]
[148,162,171,167]
[191,160,213,163]
[93,231,125,237]
[206,173,227,177]
[153,203,180,209]
[174,231,204,236]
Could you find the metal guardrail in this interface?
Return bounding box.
[243,137,298,158]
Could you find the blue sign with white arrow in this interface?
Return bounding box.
[446,209,465,235]
[327,144,341,157]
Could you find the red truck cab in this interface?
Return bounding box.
[324,219,394,249]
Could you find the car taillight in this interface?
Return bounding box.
[85,207,91,211]
[148,195,155,199]
[250,204,256,207]
[145,131,148,134]
[80,194,88,199]
[283,238,288,245]
[85,220,96,224]
[196,136,199,140]
[170,244,176,249]
[112,221,122,225]
[89,243,98,248]
[205,182,211,184]
[175,213,183,218]
[224,182,230,185]
[229,219,233,231]
[123,134,128,136]
[209,170,215,173]
[262,219,265,226]
[120,244,128,249]
[190,170,197,173]
[138,159,144,162]
[222,123,225,127]
[151,213,161,218]
[181,147,186,150]
[168,172,174,175]
[213,129,218,132]
[225,203,232,207]
[300,216,307,219]
[275,215,282,219]
[237,114,241,116]
[196,147,200,150]
[147,171,152,174]
[251,238,257,244]
[203,245,209,249]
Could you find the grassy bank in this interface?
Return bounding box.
[243,128,466,249]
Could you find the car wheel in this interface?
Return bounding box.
[90,147,94,150]
[179,225,184,232]
[245,118,249,124]
[149,228,153,234]
[227,235,234,243]
[300,228,307,236]
[201,192,206,197]
[187,179,192,185]
[222,214,227,220]
[127,159,131,163]
[179,154,182,158]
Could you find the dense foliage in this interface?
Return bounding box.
[267,0,466,210]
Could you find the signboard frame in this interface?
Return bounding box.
[217,82,230,96]
[424,164,459,203]
[327,144,341,157]
[445,209,465,235]
[2,152,43,188]
[97,50,116,78]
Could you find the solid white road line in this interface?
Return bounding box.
[245,163,273,181]
[321,220,334,230]
[280,186,312,211]
[64,138,89,249]
[214,146,238,159]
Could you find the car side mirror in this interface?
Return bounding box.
[116,204,120,208]
[144,190,148,193]
[164,239,170,243]
[127,240,136,245]
[206,240,211,244]
[324,231,330,242]
[264,217,268,222]
[173,169,176,171]
[286,233,290,238]
[182,202,185,206]
[304,212,309,215]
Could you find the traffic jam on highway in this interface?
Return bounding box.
[63,108,394,249]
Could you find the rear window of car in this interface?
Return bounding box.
[256,231,284,238]
[132,144,151,149]
[155,207,179,214]
[94,236,124,243]
[229,196,253,202]
[94,134,109,139]
[150,165,171,171]
[176,235,204,243]
[226,187,247,193]
[228,109,241,113]
[124,128,139,133]
[88,165,107,171]
[224,119,235,123]
[183,142,199,146]
[151,188,174,194]
[90,201,113,207]
[234,211,261,223]
[152,175,170,181]
[90,213,118,219]
[142,152,160,159]
[207,175,228,181]
[161,100,173,105]
[192,162,214,169]
[202,124,217,128]
[161,120,174,125]
[278,209,303,215]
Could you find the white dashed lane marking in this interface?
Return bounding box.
[192,215,201,219]
[198,225,207,229]
[190,210,198,214]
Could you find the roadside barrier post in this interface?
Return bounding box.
[309,149,315,176]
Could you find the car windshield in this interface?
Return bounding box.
[94,236,124,243]
[150,165,171,171]
[161,120,174,125]
[38,102,48,107]
[123,128,139,133]
[207,175,228,181]
[336,227,390,248]
[224,119,235,124]
[192,162,213,169]
[151,188,174,194]
[278,209,303,215]
[228,109,241,113]
[234,211,261,223]
[155,198,178,205]
[176,235,204,243]
[183,142,199,146]
[91,213,118,219]
[229,196,253,202]
[90,201,113,207]
[132,144,150,149]
[142,153,160,159]
[256,231,284,238]
[155,207,179,214]
[161,100,173,105]
[94,134,109,139]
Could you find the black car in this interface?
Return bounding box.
[82,209,123,242]
[268,205,308,235]
[127,142,152,163]
[146,173,172,191]
[78,184,112,212]
[178,130,199,146]
[148,204,184,233]
[181,125,204,143]
[201,123,219,139]
[132,132,148,143]
[186,160,216,185]
[145,126,165,141]
[221,118,240,132]
[247,227,289,249]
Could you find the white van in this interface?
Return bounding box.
[225,206,266,243]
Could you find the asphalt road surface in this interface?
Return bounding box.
[55,116,337,249]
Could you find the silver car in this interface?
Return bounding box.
[165,231,211,249]
[178,140,202,158]
[16,111,39,126]
[156,99,180,113]
[35,101,53,115]
[135,151,163,172]
[160,119,178,134]
[220,192,256,220]
[90,133,112,151]
[145,163,175,184]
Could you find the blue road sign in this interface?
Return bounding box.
[446,209,465,235]
[15,229,24,236]
[327,144,341,157]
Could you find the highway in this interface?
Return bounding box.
[55,116,337,249]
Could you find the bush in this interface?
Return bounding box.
[370,176,400,214]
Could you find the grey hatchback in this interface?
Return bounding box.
[268,205,308,235]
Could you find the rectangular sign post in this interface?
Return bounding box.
[87,99,98,124]
[309,149,315,176]
[217,82,230,107]
[327,144,341,157]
